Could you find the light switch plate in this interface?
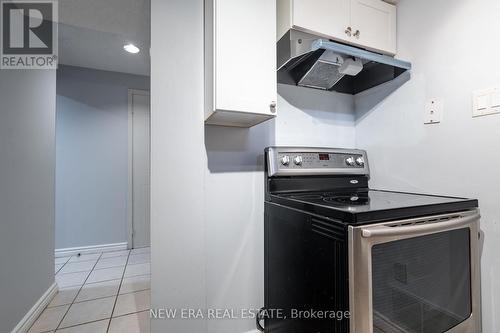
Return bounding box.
[424,98,443,124]
[473,86,500,117]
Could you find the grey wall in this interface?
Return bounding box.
[0,70,56,332]
[354,0,500,331]
[151,1,356,332]
[56,65,149,249]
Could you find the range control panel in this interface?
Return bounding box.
[267,147,369,177]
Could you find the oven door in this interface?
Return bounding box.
[348,211,481,333]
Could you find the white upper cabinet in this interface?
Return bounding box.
[205,0,277,128]
[278,0,397,55]
[350,0,396,54]
[292,0,350,42]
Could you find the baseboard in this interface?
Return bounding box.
[11,282,58,333]
[55,242,128,258]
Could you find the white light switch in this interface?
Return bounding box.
[491,91,500,108]
[424,98,443,124]
[476,94,490,110]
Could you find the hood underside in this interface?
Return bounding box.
[277,30,412,95]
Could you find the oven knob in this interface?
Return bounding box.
[293,155,303,166]
[345,157,356,166]
[280,155,290,166]
[355,157,365,166]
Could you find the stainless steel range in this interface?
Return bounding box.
[260,147,481,333]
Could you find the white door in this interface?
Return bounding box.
[130,90,150,248]
[350,0,397,54]
[293,0,351,43]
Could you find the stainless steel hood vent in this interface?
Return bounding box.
[297,50,345,89]
[278,30,412,95]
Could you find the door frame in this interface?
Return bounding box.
[127,89,151,249]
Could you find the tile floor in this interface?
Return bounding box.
[29,247,151,333]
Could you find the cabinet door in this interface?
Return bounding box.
[292,0,350,42]
[214,0,277,117]
[350,0,396,54]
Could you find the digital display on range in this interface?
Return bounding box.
[319,153,330,161]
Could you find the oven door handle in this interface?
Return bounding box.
[361,213,480,238]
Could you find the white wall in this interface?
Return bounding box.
[276,84,355,147]
[151,1,356,332]
[355,0,500,331]
[56,65,149,249]
[150,0,207,332]
[0,70,56,332]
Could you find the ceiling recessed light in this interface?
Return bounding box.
[124,43,140,54]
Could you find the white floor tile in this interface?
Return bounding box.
[124,263,150,278]
[59,261,96,275]
[68,254,101,263]
[108,311,150,333]
[76,279,120,302]
[55,319,109,333]
[28,247,154,333]
[48,287,80,308]
[101,250,130,259]
[113,290,150,317]
[55,257,71,265]
[130,247,150,255]
[28,305,69,333]
[56,271,91,288]
[95,256,127,269]
[87,266,125,284]
[127,253,150,265]
[59,297,115,328]
[119,275,150,295]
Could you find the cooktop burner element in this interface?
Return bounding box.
[323,194,370,206]
[290,192,371,205]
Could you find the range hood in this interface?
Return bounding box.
[278,30,411,94]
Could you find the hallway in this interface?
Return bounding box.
[28,248,151,333]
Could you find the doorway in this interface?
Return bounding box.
[128,89,151,249]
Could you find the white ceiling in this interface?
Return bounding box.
[58,0,150,76]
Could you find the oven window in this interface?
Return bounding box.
[371,228,471,333]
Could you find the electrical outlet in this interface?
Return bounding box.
[424,98,443,124]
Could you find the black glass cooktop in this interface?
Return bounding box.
[271,190,478,224]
